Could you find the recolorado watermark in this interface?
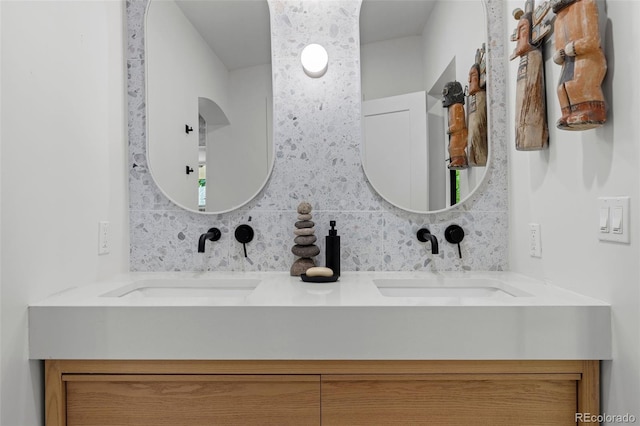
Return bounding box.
[576,413,637,423]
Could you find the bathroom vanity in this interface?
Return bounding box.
[31,271,610,425]
[46,359,598,425]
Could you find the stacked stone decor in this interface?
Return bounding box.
[290,202,320,276]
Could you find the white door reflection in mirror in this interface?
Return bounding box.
[360,0,487,213]
[363,92,428,211]
[145,0,273,214]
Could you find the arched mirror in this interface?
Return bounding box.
[360,0,488,213]
[145,0,273,213]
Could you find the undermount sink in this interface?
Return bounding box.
[100,278,260,298]
[374,278,532,298]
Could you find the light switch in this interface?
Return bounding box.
[612,206,623,234]
[98,221,110,254]
[598,196,630,243]
[529,223,542,258]
[599,207,609,232]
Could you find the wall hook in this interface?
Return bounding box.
[186,165,194,175]
[185,124,194,134]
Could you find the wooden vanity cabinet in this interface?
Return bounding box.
[64,375,319,426]
[322,374,578,425]
[46,360,599,426]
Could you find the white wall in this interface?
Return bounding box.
[360,36,424,100]
[422,0,485,92]
[360,1,486,104]
[0,1,129,424]
[507,0,640,421]
[0,2,3,420]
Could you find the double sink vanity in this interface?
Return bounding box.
[31,271,610,425]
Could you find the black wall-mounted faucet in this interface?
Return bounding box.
[198,227,221,253]
[417,228,439,254]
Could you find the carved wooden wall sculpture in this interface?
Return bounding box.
[510,0,552,150]
[443,81,469,170]
[467,44,488,166]
[552,0,607,130]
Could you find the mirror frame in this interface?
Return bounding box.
[143,0,275,215]
[359,0,491,215]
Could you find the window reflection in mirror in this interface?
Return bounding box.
[360,0,487,213]
[145,0,273,214]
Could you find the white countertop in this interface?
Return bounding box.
[29,271,611,360]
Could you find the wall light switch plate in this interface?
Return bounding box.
[529,223,542,258]
[598,197,630,244]
[98,221,110,255]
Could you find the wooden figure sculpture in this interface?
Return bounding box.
[510,0,552,150]
[442,81,468,170]
[467,44,488,166]
[552,0,607,130]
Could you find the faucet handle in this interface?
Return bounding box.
[235,224,254,258]
[444,225,465,258]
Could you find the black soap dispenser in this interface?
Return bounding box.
[326,221,340,277]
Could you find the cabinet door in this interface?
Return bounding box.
[65,374,320,426]
[322,374,578,426]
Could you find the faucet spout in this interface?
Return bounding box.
[428,233,439,254]
[198,227,221,253]
[417,228,439,254]
[197,234,210,253]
